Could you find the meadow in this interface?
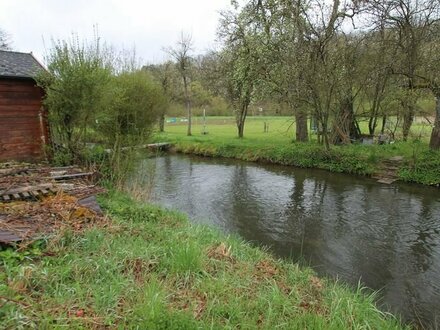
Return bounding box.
[161,115,433,143]
[153,116,440,185]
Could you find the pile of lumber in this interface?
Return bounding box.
[0,164,106,244]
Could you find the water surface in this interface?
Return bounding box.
[131,154,440,327]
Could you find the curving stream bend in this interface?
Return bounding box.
[130,154,440,328]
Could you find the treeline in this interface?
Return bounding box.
[37,0,440,153]
[149,0,440,150]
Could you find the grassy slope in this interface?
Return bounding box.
[0,191,406,329]
[153,116,440,185]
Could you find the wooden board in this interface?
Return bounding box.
[0,78,48,162]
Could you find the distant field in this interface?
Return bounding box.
[164,116,296,144]
[161,115,433,143]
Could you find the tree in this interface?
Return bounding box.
[237,0,311,141]
[40,33,167,162]
[194,52,224,98]
[330,33,364,144]
[39,37,113,158]
[367,0,440,141]
[297,0,364,149]
[0,28,12,50]
[218,3,261,138]
[190,80,212,109]
[217,0,369,145]
[361,26,396,136]
[429,92,440,149]
[193,52,233,116]
[416,19,440,149]
[97,70,165,143]
[144,61,174,132]
[285,0,310,142]
[167,32,194,136]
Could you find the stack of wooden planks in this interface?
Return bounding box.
[0,164,106,244]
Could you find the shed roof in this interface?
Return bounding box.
[0,50,46,79]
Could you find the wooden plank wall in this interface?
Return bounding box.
[0,78,49,162]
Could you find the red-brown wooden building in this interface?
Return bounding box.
[0,50,49,162]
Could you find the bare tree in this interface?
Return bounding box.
[166,32,193,136]
[0,28,12,50]
[429,91,440,149]
[417,16,440,149]
[366,0,440,140]
[299,0,364,148]
[360,24,396,136]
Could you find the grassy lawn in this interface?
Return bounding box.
[153,116,440,186]
[165,116,297,145]
[0,191,407,329]
[162,115,433,144]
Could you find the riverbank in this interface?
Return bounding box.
[153,130,440,186]
[0,190,406,328]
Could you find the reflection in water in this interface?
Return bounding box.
[131,154,440,328]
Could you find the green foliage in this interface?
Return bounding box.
[96,71,165,143]
[38,36,113,158]
[38,34,168,184]
[208,0,440,146]
[399,149,440,185]
[50,146,74,166]
[0,241,45,266]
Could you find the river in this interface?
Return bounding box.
[130,154,440,328]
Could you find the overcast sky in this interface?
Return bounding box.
[0,0,232,65]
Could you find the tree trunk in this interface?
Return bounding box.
[236,103,248,138]
[429,96,440,150]
[402,80,415,141]
[368,91,380,136]
[237,108,246,137]
[368,115,378,136]
[380,115,387,134]
[295,110,308,142]
[322,119,330,151]
[183,76,191,136]
[186,102,192,136]
[332,94,360,144]
[368,75,388,136]
[159,113,165,132]
[238,121,245,138]
[402,107,414,141]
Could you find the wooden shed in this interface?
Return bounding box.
[0,50,49,162]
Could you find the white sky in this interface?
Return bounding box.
[0,0,232,65]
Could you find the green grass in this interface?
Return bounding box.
[153,116,440,185]
[163,115,433,142]
[0,191,407,329]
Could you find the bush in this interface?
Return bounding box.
[38,35,167,182]
[38,36,113,159]
[96,71,166,144]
